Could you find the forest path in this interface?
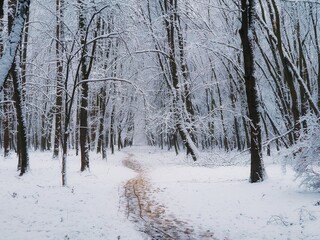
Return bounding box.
[122,153,215,240]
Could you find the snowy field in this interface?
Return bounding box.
[1,146,320,240]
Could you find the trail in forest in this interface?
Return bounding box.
[122,153,216,240]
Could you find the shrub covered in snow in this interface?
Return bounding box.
[293,115,320,190]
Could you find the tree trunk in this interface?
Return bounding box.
[77,0,100,170]
[239,0,265,183]
[5,0,30,175]
[110,104,115,154]
[78,0,89,171]
[97,87,108,159]
[53,0,64,158]
[117,127,123,151]
[79,81,89,171]
[0,0,31,88]
[12,61,29,176]
[75,99,80,156]
[62,128,68,186]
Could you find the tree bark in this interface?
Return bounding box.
[53,0,64,158]
[110,104,115,154]
[97,87,108,159]
[0,0,31,88]
[239,0,265,183]
[78,0,89,171]
[11,61,29,175]
[4,0,30,175]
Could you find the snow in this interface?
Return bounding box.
[0,150,141,240]
[1,146,320,240]
[151,165,319,239]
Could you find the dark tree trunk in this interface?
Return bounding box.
[79,81,89,171]
[6,0,29,175]
[110,105,115,154]
[117,128,123,151]
[77,0,99,170]
[53,0,64,158]
[75,101,79,156]
[12,62,29,176]
[78,0,89,171]
[40,113,46,151]
[62,125,68,186]
[239,0,265,183]
[0,1,3,19]
[97,87,108,159]
[261,113,271,156]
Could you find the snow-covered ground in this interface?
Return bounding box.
[143,150,320,240]
[1,146,320,240]
[0,150,141,240]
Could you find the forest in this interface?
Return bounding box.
[0,0,320,239]
[0,0,320,240]
[1,0,318,186]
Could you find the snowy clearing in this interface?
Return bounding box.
[1,146,320,240]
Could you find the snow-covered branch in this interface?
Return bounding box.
[0,0,30,89]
